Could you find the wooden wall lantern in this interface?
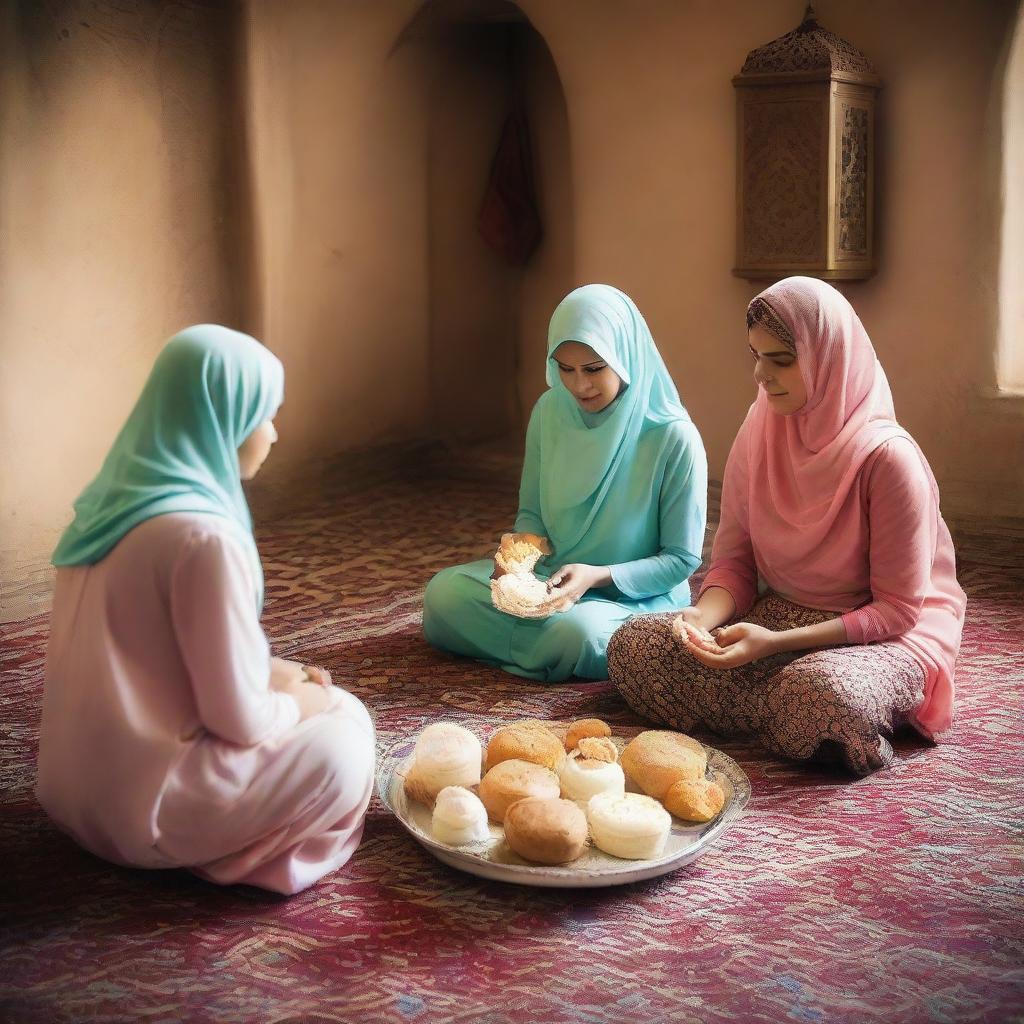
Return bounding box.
[733,5,881,281]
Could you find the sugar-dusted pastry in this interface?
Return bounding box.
[576,736,617,763]
[491,573,574,619]
[485,723,567,773]
[503,797,589,865]
[478,759,560,823]
[558,749,626,804]
[663,776,726,823]
[620,730,707,800]
[403,722,482,806]
[431,786,491,845]
[586,792,673,861]
[493,532,551,575]
[564,718,612,751]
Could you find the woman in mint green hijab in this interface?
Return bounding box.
[52,323,282,605]
[38,325,376,895]
[423,284,708,681]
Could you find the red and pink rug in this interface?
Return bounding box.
[2,459,1022,1023]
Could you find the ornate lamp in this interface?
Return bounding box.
[733,6,881,281]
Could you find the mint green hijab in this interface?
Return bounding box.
[540,284,691,552]
[52,324,283,609]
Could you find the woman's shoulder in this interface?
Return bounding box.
[645,416,705,454]
[862,436,934,497]
[131,513,249,563]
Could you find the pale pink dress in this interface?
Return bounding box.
[36,512,375,895]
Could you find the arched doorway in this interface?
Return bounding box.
[390,0,574,441]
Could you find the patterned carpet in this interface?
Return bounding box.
[1,451,1023,1024]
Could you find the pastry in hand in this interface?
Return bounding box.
[491,573,575,619]
[586,792,672,861]
[503,797,589,865]
[485,723,567,773]
[494,532,551,575]
[663,776,726,823]
[431,786,491,845]
[564,718,613,751]
[403,722,482,806]
[620,730,707,800]
[558,749,626,803]
[478,759,561,823]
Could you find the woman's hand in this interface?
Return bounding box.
[301,664,333,688]
[545,563,612,604]
[270,657,333,691]
[682,622,781,669]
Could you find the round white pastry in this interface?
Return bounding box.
[558,750,626,804]
[431,786,491,846]
[404,722,482,804]
[586,791,673,861]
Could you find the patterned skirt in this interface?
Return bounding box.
[607,594,925,775]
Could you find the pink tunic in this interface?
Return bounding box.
[36,512,375,895]
[701,438,966,740]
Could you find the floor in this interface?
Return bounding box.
[1,449,1022,1024]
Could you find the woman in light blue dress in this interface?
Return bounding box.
[423,284,708,681]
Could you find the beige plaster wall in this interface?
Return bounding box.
[519,0,1023,518]
[0,0,250,616]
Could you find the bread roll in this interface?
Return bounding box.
[620,730,707,800]
[494,532,551,575]
[558,749,626,803]
[485,724,566,773]
[586,792,672,861]
[503,797,589,865]
[564,718,612,751]
[663,776,726,823]
[431,786,491,845]
[514,719,570,745]
[403,722,482,806]
[478,759,560,823]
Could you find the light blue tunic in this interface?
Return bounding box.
[423,285,708,681]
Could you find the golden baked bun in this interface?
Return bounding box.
[478,759,560,823]
[558,749,626,803]
[663,776,726,823]
[503,797,589,865]
[485,724,567,773]
[494,532,551,575]
[587,792,673,861]
[620,730,707,800]
[564,718,612,751]
[491,573,574,619]
[403,722,482,806]
[514,719,570,745]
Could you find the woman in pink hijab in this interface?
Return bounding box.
[608,277,967,774]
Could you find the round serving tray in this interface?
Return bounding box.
[378,729,751,888]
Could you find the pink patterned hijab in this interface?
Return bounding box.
[742,276,911,551]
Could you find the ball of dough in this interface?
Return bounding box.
[485,724,567,773]
[503,797,589,865]
[620,730,707,800]
[431,786,491,845]
[478,759,560,823]
[576,736,618,763]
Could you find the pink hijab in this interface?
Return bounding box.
[709,276,966,738]
[744,277,909,559]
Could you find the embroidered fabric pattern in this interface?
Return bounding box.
[746,297,797,353]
